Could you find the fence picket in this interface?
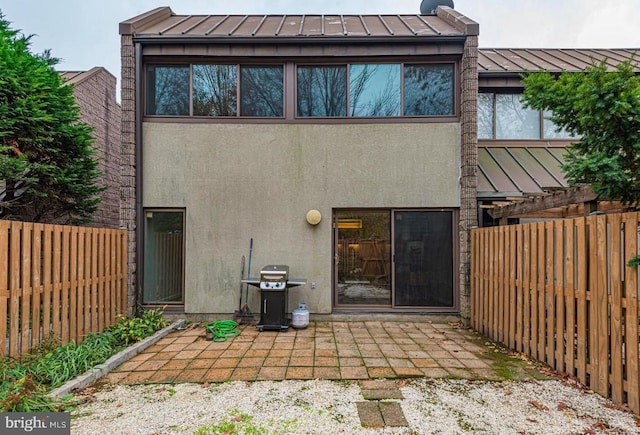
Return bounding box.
[564,219,575,377]
[587,216,600,392]
[42,226,52,340]
[97,229,105,332]
[530,224,539,357]
[576,217,588,384]
[488,227,495,339]
[537,222,546,362]
[554,220,565,373]
[498,226,505,344]
[76,227,85,341]
[543,222,554,368]
[91,230,98,333]
[596,215,609,397]
[52,227,62,341]
[9,222,21,357]
[20,222,33,355]
[69,226,78,343]
[31,224,43,348]
[0,221,8,356]
[523,225,531,355]
[623,213,639,412]
[609,213,623,404]
[482,229,489,335]
[515,225,523,352]
[83,229,91,338]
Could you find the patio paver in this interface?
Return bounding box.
[109,321,530,384]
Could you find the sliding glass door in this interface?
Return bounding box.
[335,210,391,306]
[334,209,455,309]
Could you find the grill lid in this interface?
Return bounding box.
[260,265,289,281]
[259,265,289,290]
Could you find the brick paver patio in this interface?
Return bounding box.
[108,321,500,384]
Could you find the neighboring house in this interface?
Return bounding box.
[475,49,639,225]
[119,6,479,321]
[60,67,122,229]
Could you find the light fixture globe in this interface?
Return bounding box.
[306,209,322,226]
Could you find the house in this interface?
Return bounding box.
[118,4,639,323]
[60,67,122,229]
[119,5,479,321]
[475,49,639,224]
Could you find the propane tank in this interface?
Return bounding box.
[291,303,309,329]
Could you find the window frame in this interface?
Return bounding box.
[143,59,459,122]
[142,208,186,306]
[295,61,456,119]
[478,90,576,140]
[144,62,286,119]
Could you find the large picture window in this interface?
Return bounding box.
[297,66,347,117]
[146,65,190,116]
[193,64,237,116]
[479,92,575,140]
[403,64,454,116]
[350,64,401,117]
[240,66,284,117]
[297,63,454,118]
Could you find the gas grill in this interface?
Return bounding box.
[242,265,306,331]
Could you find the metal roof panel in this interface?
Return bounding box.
[478,48,640,74]
[121,8,474,39]
[478,144,570,196]
[478,148,519,193]
[508,148,562,189]
[527,148,566,185]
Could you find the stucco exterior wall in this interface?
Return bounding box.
[142,122,460,314]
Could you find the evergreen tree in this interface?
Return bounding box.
[521,59,640,205]
[0,13,102,224]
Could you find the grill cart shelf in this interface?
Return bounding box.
[242,265,306,331]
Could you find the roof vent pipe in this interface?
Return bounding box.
[420,0,454,15]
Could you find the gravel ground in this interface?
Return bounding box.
[70,378,639,434]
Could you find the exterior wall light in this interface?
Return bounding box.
[306,209,322,225]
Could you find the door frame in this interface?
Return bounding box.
[141,207,186,308]
[332,208,459,312]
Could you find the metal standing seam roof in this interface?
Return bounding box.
[119,7,478,39]
[478,144,569,196]
[478,48,640,74]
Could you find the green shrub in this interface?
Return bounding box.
[0,307,169,412]
[109,307,169,346]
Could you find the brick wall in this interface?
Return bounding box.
[459,35,479,325]
[71,68,122,229]
[120,34,137,314]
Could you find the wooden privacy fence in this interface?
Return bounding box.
[471,212,640,414]
[1,220,127,358]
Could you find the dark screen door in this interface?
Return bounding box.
[393,211,454,307]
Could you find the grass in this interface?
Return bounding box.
[0,307,168,412]
[194,410,269,435]
[474,337,555,381]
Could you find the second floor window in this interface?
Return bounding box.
[296,63,454,118]
[147,64,284,117]
[479,92,574,140]
[146,62,456,119]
